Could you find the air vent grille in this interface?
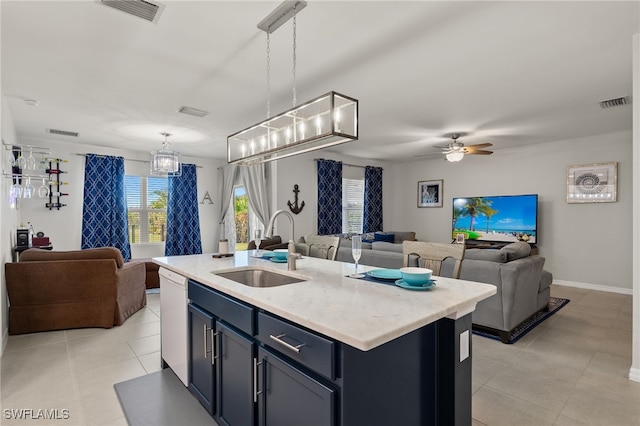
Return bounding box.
[599,96,631,109]
[99,0,164,24]
[47,128,79,137]
[178,106,209,118]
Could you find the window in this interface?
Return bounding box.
[125,175,168,243]
[342,178,364,234]
[234,186,249,251]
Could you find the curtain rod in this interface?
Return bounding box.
[74,153,202,168]
[314,159,383,170]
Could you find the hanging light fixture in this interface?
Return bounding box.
[227,1,358,165]
[150,132,182,175]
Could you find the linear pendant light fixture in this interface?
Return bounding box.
[227,1,358,165]
[150,132,182,176]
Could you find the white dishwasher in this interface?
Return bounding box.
[159,267,189,386]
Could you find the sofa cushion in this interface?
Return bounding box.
[389,231,416,243]
[501,241,531,261]
[20,247,125,268]
[465,249,507,263]
[371,241,404,253]
[374,232,395,243]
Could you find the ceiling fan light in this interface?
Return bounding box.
[446,151,464,162]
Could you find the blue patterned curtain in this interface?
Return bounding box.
[81,154,131,261]
[165,164,202,256]
[363,166,383,232]
[317,159,343,235]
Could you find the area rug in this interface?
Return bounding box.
[472,297,569,344]
[114,369,214,426]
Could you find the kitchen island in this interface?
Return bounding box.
[154,251,496,426]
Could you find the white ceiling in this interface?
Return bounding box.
[2,1,639,162]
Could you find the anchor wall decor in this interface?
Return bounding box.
[287,184,305,214]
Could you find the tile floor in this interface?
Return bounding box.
[0,286,638,425]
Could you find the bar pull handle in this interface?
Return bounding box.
[211,329,218,366]
[269,333,306,354]
[202,324,208,358]
[253,358,263,403]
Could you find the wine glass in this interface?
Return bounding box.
[26,147,36,170]
[350,235,364,278]
[23,177,35,199]
[10,179,22,201]
[16,151,26,170]
[38,178,50,198]
[254,229,263,255]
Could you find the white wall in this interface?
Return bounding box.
[1,93,20,354]
[386,131,632,291]
[272,149,391,242]
[16,138,226,258]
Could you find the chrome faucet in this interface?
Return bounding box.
[265,209,295,241]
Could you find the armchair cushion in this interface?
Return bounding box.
[20,246,125,268]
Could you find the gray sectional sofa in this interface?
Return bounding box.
[329,234,552,343]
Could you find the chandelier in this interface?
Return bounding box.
[150,132,182,175]
[227,1,358,165]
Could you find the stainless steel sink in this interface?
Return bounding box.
[215,269,305,288]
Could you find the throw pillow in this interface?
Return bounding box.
[374,232,395,243]
[501,241,532,261]
[362,232,375,243]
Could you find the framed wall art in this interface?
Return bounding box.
[566,162,617,203]
[418,179,443,208]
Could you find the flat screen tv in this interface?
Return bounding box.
[452,194,538,245]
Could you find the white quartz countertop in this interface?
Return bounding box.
[153,251,496,351]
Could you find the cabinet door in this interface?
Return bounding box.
[216,321,256,426]
[258,347,335,426]
[188,304,215,415]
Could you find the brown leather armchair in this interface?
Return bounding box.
[5,247,146,335]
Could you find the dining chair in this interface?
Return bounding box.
[303,235,341,260]
[402,241,466,278]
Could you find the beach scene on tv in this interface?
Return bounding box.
[452,195,537,244]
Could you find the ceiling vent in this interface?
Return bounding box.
[178,106,209,118]
[599,96,631,109]
[46,128,79,137]
[98,0,165,24]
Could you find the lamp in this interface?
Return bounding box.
[227,1,358,165]
[150,132,182,175]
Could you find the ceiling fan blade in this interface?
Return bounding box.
[466,142,493,149]
[465,149,493,155]
[432,144,450,149]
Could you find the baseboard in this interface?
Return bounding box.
[629,367,640,382]
[553,280,633,295]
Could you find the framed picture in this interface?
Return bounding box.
[418,179,443,208]
[455,233,466,244]
[567,162,617,203]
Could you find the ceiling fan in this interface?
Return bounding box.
[435,133,493,162]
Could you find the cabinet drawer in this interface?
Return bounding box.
[258,312,335,380]
[188,280,254,335]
